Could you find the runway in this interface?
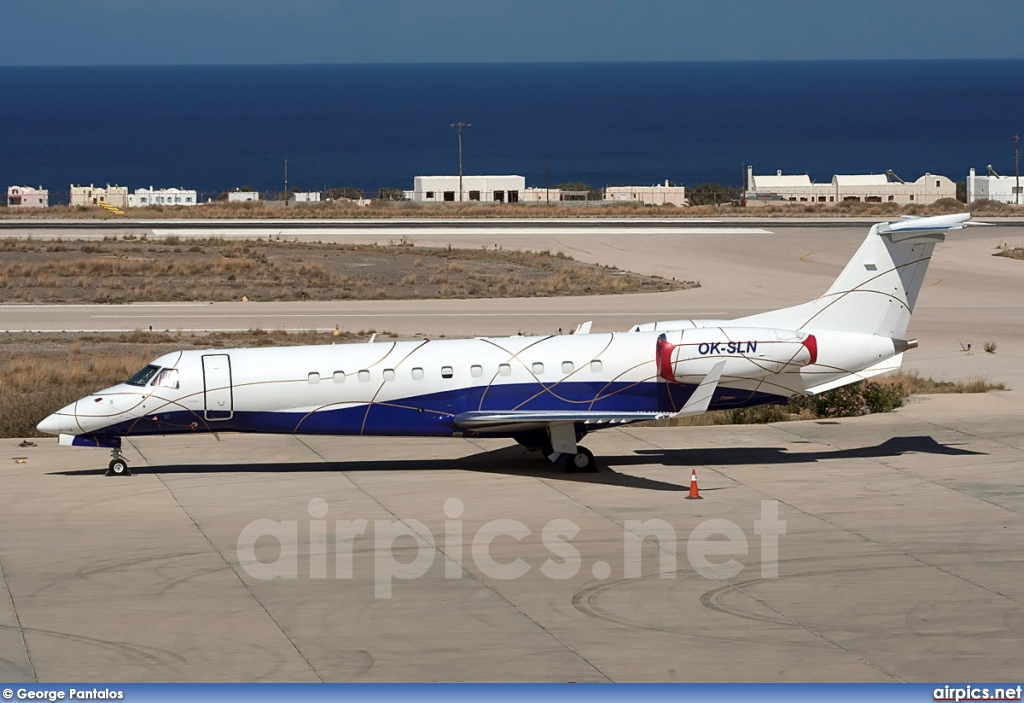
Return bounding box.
[2,218,1024,682]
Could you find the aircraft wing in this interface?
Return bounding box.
[453,409,673,432]
[453,361,726,432]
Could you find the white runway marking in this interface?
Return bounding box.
[87,312,727,319]
[150,227,772,237]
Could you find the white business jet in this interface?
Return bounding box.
[37,213,979,476]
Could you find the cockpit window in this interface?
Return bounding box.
[152,368,179,389]
[125,365,160,387]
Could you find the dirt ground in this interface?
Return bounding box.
[0,236,690,303]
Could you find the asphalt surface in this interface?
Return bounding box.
[2,219,1023,682]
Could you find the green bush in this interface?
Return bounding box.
[788,379,906,419]
[861,379,906,413]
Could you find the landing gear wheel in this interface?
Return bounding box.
[567,447,597,473]
[106,447,132,477]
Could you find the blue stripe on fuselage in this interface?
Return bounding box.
[80,381,788,439]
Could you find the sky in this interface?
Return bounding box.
[2,0,1023,66]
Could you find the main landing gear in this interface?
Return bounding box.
[514,425,599,473]
[106,447,133,477]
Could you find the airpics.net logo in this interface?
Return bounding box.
[236,498,786,598]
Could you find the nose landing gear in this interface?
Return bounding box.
[106,447,133,477]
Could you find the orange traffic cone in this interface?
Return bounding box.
[685,468,703,500]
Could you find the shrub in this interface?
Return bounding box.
[984,341,997,354]
[861,379,906,413]
[788,378,908,418]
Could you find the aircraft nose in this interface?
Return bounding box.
[36,401,77,435]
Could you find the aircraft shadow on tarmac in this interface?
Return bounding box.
[48,435,981,491]
[625,435,983,468]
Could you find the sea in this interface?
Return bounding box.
[2,61,1023,202]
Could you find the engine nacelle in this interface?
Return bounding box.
[656,327,816,383]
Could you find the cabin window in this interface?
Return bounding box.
[152,368,179,389]
[561,361,574,374]
[358,370,371,382]
[591,360,603,373]
[498,363,511,377]
[333,371,345,383]
[532,362,544,375]
[441,366,454,379]
[412,367,424,380]
[308,372,321,384]
[383,369,396,382]
[470,364,483,378]
[126,365,160,387]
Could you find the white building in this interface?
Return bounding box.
[7,185,48,208]
[407,175,525,203]
[521,187,564,203]
[127,187,198,208]
[604,181,687,206]
[290,191,321,203]
[70,184,129,209]
[967,167,1022,204]
[745,168,955,206]
[227,190,261,203]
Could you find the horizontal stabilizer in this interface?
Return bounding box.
[878,212,988,242]
[803,353,904,395]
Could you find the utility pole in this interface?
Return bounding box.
[546,161,551,204]
[741,162,746,207]
[450,122,471,202]
[1015,134,1021,206]
[284,158,288,208]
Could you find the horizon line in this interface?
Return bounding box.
[3,57,1024,69]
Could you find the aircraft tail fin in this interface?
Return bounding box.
[734,213,980,336]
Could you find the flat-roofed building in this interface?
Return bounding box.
[290,191,321,203]
[70,183,129,209]
[127,186,198,207]
[967,167,1022,204]
[7,185,48,208]
[604,180,687,206]
[227,190,261,203]
[408,175,525,203]
[520,187,564,203]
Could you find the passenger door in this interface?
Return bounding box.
[202,354,233,421]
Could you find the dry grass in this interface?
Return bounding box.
[0,237,691,303]
[892,370,1006,394]
[3,198,1019,220]
[995,247,1024,261]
